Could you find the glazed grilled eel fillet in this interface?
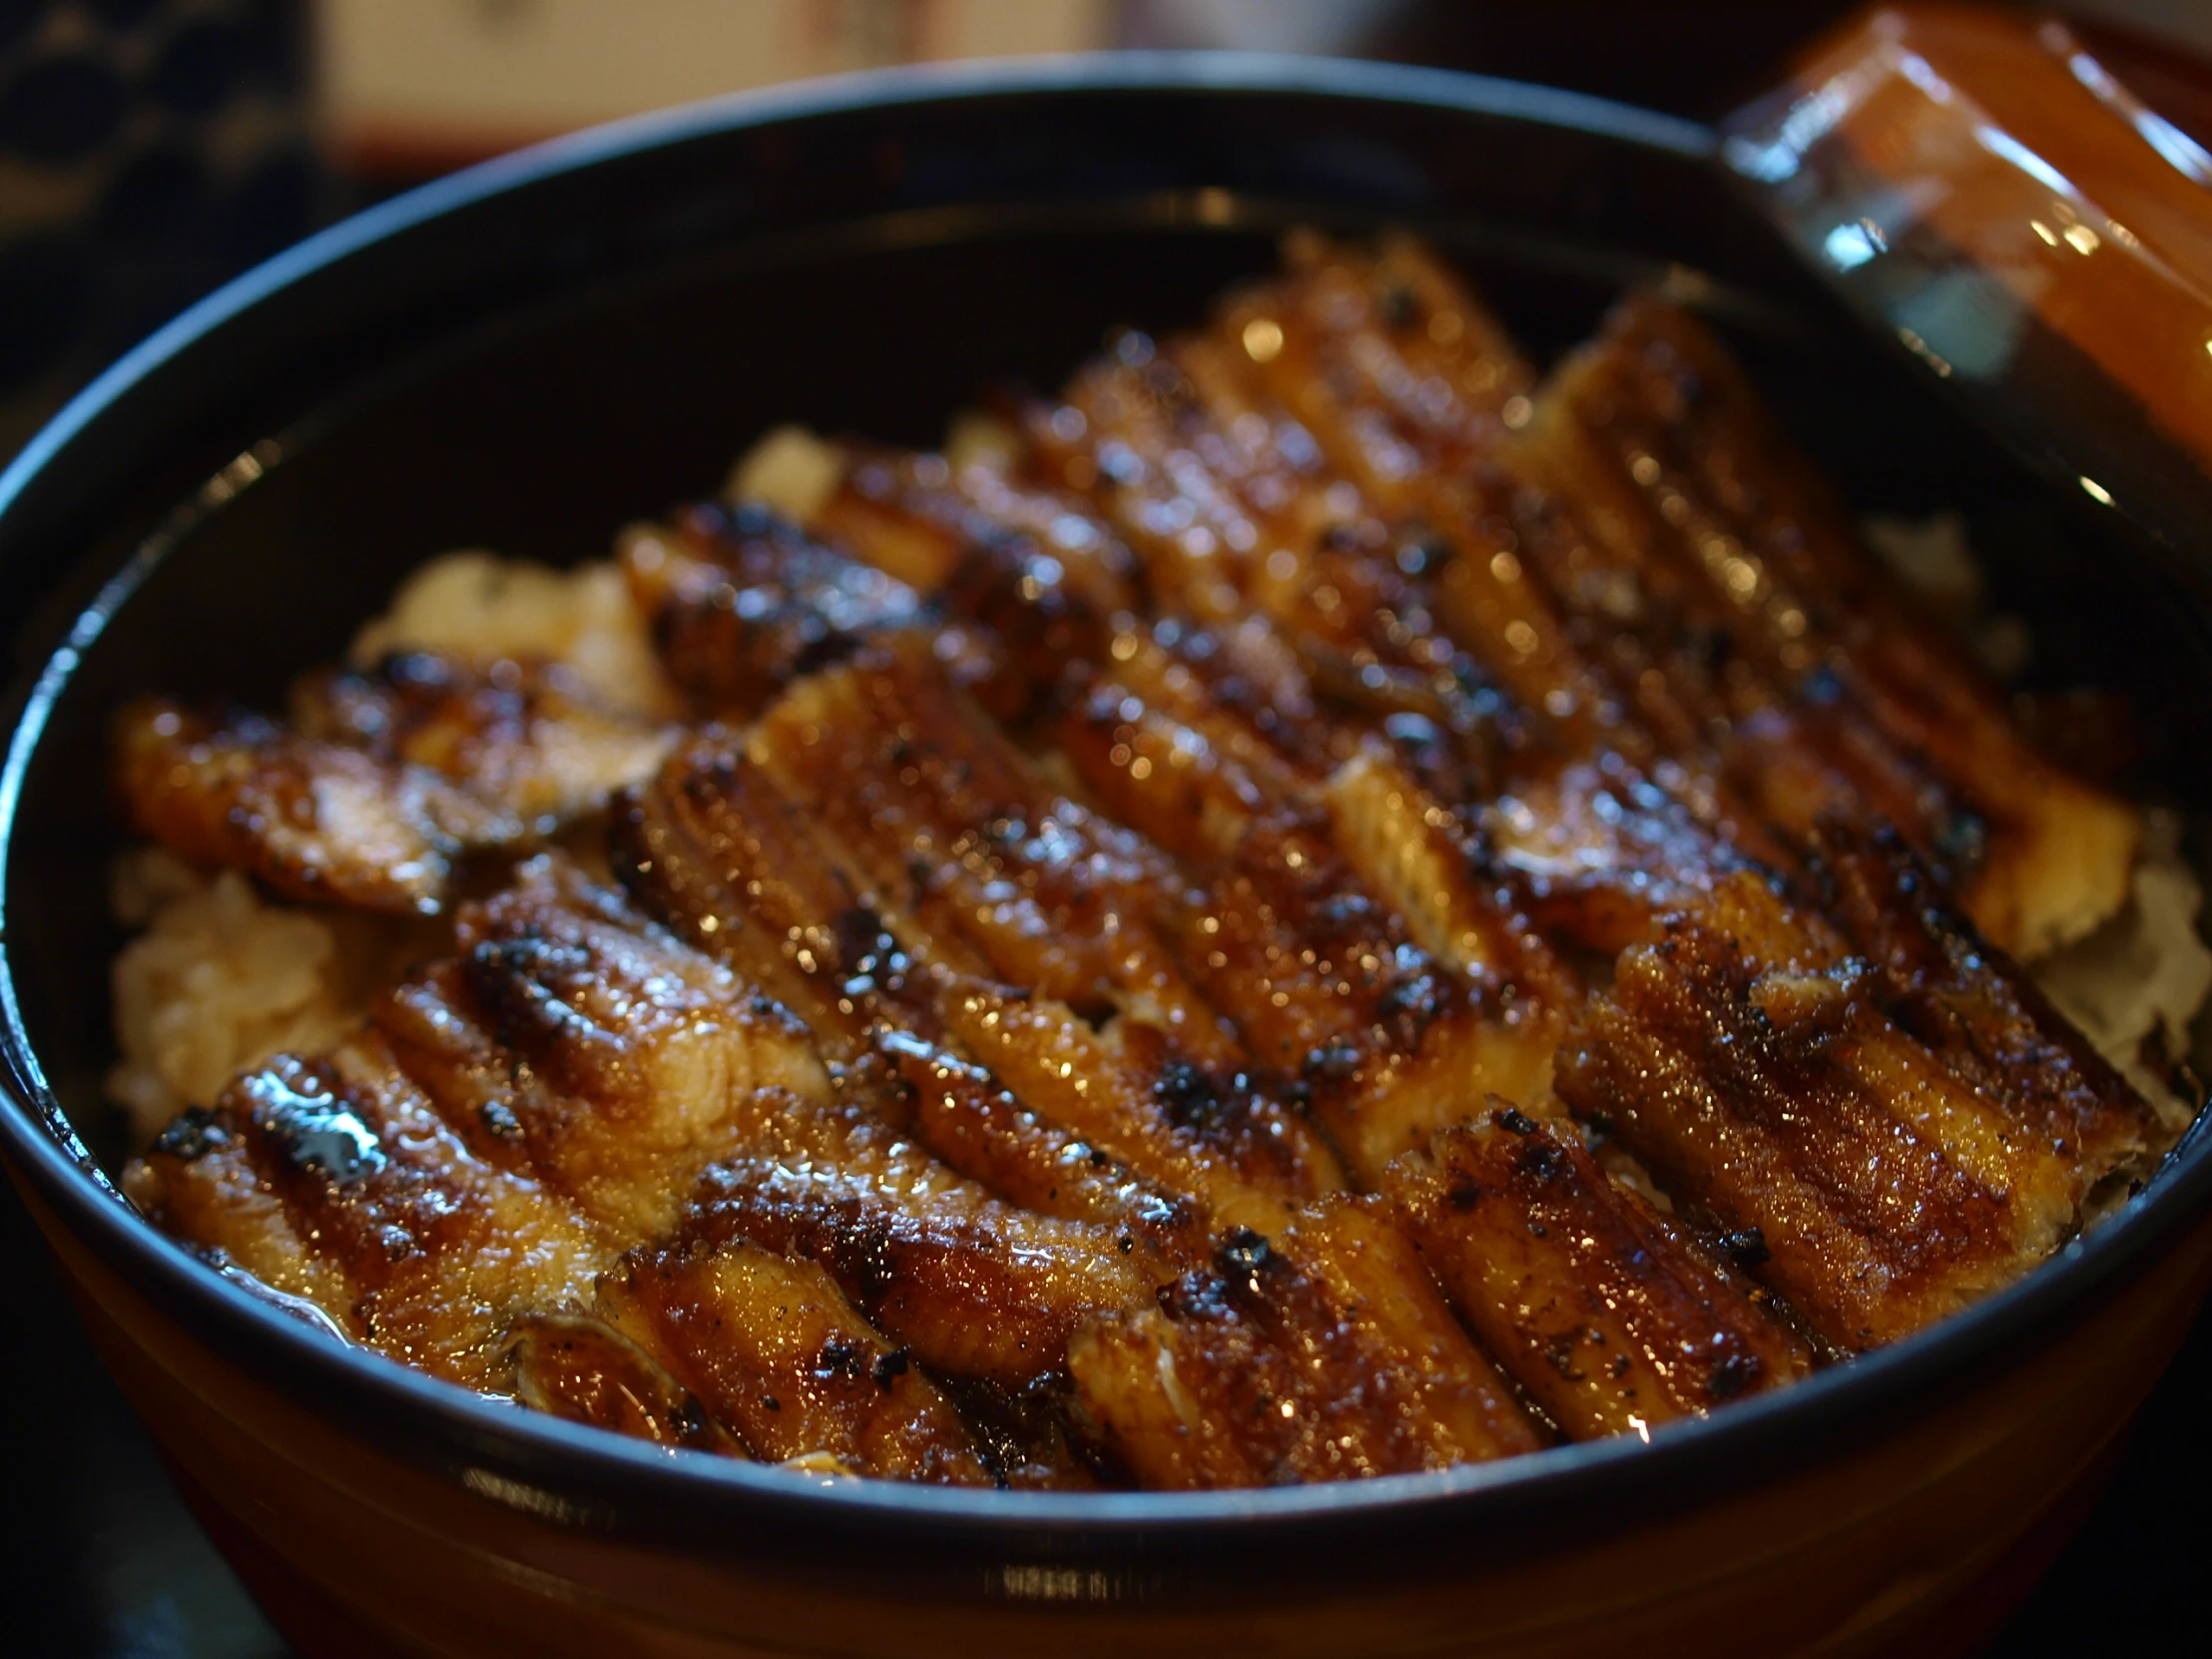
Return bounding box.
[126,855,1116,1482]
[121,233,2174,1488]
[116,653,677,913]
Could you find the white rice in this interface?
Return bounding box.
[349,550,681,719]
[724,423,841,524]
[109,849,366,1146]
[2034,809,2212,1131]
[1862,510,2034,683]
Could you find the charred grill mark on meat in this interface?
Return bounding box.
[610,731,899,1058]
[116,699,523,914]
[877,1025,1198,1240]
[1809,819,2156,1187]
[1551,867,2157,1351]
[675,1113,1166,1391]
[118,649,676,913]
[1531,292,2140,957]
[622,502,939,722]
[599,1239,998,1484]
[129,1040,608,1387]
[748,641,1192,1021]
[1389,1109,1812,1438]
[940,980,1339,1232]
[292,652,678,838]
[1066,1195,1541,1487]
[376,856,831,1245]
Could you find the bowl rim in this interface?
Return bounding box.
[2,48,2209,1555]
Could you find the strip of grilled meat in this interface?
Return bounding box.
[124,855,826,1383]
[1388,1107,1812,1438]
[115,699,521,915]
[602,1240,998,1482]
[1552,866,2157,1350]
[1068,1195,1542,1486]
[375,856,830,1245]
[117,650,674,913]
[129,1039,609,1388]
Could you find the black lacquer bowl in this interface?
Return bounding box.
[3,56,2210,1659]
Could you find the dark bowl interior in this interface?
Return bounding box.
[5,56,2212,1595]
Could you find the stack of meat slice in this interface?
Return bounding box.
[119,234,2169,1488]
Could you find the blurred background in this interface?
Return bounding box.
[3,2,2212,1654]
[3,0,2210,463]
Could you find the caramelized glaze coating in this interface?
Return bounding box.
[128,1040,606,1386]
[611,731,899,1056]
[1536,292,2139,958]
[118,649,673,913]
[750,643,1196,1025]
[1390,1110,1812,1438]
[122,232,2182,1487]
[623,502,937,722]
[116,699,519,914]
[817,442,1138,615]
[622,706,1341,1231]
[941,981,1339,1232]
[123,855,856,1382]
[1811,819,2158,1188]
[881,1026,1198,1238]
[508,1311,738,1453]
[292,652,677,836]
[607,1240,996,1483]
[1553,872,2123,1350]
[678,1127,1164,1390]
[1067,1196,1540,1487]
[817,445,1133,721]
[377,856,830,1245]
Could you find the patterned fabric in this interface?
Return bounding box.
[0,0,322,454]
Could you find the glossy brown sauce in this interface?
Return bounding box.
[117,232,2177,1486]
